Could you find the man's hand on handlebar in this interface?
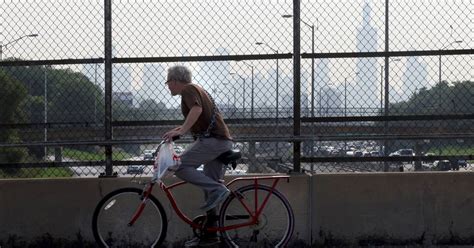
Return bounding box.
[162,126,182,142]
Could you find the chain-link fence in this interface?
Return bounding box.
[1,0,472,178]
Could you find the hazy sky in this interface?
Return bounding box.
[1,0,471,96]
[2,0,470,56]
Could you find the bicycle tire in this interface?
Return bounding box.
[92,187,167,248]
[219,184,294,247]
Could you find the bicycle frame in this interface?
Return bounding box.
[127,175,290,233]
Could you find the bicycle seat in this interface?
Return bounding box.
[217,150,241,169]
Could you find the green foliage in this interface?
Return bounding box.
[133,98,168,120]
[3,63,181,124]
[0,70,27,122]
[49,68,104,122]
[389,80,473,115]
[375,80,473,153]
[0,70,28,167]
[1,167,74,178]
[62,148,132,161]
[1,65,106,162]
[2,65,104,124]
[429,145,474,156]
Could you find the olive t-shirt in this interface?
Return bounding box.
[181,84,232,140]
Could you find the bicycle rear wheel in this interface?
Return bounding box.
[219,184,294,247]
[92,187,167,247]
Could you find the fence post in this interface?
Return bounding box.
[293,0,301,173]
[103,0,114,177]
[383,0,390,172]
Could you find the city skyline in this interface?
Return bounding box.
[78,1,439,114]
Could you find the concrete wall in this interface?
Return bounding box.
[0,172,473,246]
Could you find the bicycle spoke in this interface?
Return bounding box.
[219,185,294,247]
[92,188,167,247]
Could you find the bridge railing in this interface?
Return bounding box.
[0,0,472,178]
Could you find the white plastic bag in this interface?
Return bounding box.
[152,142,180,182]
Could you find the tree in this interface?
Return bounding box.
[0,69,28,170]
[2,65,104,124]
[136,99,167,120]
[384,80,473,151]
[389,80,473,115]
[2,64,105,156]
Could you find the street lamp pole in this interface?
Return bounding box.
[344,78,347,117]
[379,59,399,114]
[94,63,98,123]
[344,78,348,152]
[240,61,255,119]
[310,24,315,117]
[230,72,246,115]
[380,65,384,115]
[223,82,237,114]
[255,42,280,157]
[438,40,462,112]
[438,23,463,111]
[283,15,315,117]
[44,66,48,157]
[0,34,38,60]
[255,42,279,119]
[438,40,463,86]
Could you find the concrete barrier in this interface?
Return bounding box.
[0,172,473,246]
[311,172,474,246]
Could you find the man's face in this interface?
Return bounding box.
[166,80,179,96]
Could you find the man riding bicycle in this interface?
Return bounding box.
[162,65,233,247]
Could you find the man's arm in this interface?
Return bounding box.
[180,105,202,134]
[163,105,202,140]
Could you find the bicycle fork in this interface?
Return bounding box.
[127,183,155,226]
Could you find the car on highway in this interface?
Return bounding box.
[389,149,415,157]
[143,150,155,160]
[399,149,415,156]
[127,165,145,174]
[370,151,382,156]
[457,159,468,168]
[434,160,451,171]
[345,150,363,157]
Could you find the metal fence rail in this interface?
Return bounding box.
[0,0,472,178]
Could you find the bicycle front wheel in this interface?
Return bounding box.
[92,188,167,247]
[219,184,294,247]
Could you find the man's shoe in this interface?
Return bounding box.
[184,236,200,247]
[198,237,220,247]
[200,188,230,212]
[184,236,220,248]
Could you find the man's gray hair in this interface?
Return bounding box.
[167,65,192,84]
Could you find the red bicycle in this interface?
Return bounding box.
[92,144,294,247]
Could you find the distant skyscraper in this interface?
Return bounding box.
[83,46,132,93]
[253,72,268,109]
[315,58,330,115]
[353,2,379,115]
[139,64,166,104]
[321,86,342,116]
[195,47,231,103]
[112,65,132,93]
[109,45,132,93]
[301,71,310,116]
[400,56,428,102]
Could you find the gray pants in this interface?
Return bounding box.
[176,137,233,195]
